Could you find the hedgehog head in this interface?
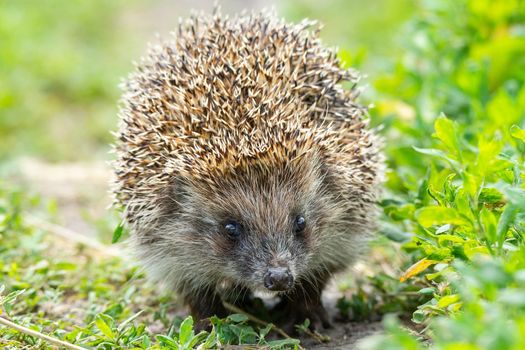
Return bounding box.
[163,148,343,293]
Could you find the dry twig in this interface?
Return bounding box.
[0,316,85,350]
[223,301,306,350]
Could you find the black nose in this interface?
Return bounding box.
[263,267,294,291]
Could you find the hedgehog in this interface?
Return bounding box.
[112,10,384,331]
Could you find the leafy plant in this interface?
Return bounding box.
[358,0,525,347]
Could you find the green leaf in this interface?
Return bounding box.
[55,261,77,270]
[118,310,144,332]
[479,188,504,205]
[480,208,497,243]
[380,221,412,242]
[178,316,194,346]
[418,287,436,295]
[201,328,217,349]
[436,224,452,234]
[0,289,25,315]
[497,204,519,250]
[437,294,460,308]
[454,190,474,223]
[383,203,416,220]
[227,313,248,323]
[462,171,481,200]
[427,249,453,261]
[156,335,178,348]
[476,138,503,177]
[437,234,465,244]
[451,245,469,261]
[416,207,470,227]
[428,185,446,205]
[188,331,208,348]
[266,338,301,347]
[434,115,459,154]
[412,309,426,324]
[258,324,273,339]
[112,222,124,244]
[95,314,115,341]
[510,124,525,142]
[413,146,461,169]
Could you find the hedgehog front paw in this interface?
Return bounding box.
[192,305,226,332]
[187,293,227,332]
[275,298,332,335]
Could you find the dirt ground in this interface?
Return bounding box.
[14,158,383,348]
[302,321,383,349]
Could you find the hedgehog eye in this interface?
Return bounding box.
[224,220,242,239]
[294,215,306,235]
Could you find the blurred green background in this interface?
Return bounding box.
[0,0,415,162]
[1,0,139,161]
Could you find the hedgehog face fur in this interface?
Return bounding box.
[145,151,345,295]
[113,10,384,329]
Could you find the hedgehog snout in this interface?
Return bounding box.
[263,267,294,291]
[261,251,296,292]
